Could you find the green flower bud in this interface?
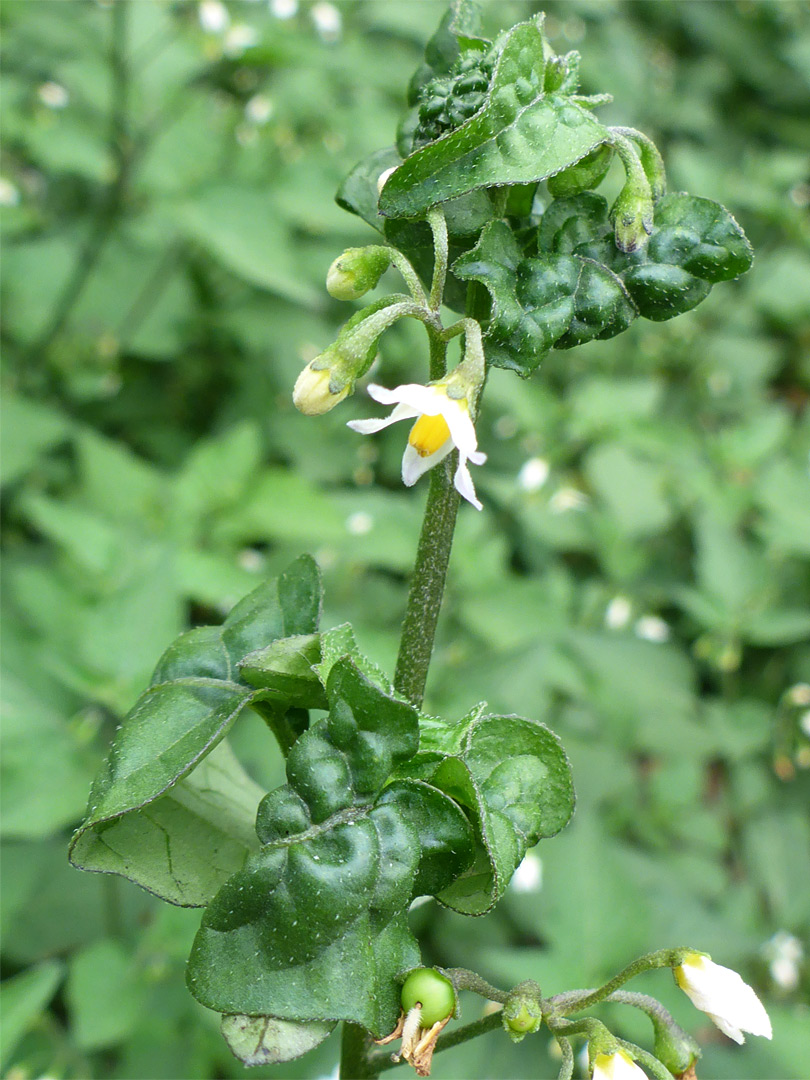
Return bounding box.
[652,1016,701,1077]
[326,247,392,301]
[292,349,352,415]
[502,980,543,1043]
[611,180,654,253]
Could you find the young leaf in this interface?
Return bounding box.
[379,17,608,219]
[454,220,635,375]
[406,710,574,914]
[69,557,322,906]
[186,659,475,1036]
[540,191,753,321]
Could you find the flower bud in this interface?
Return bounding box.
[611,180,654,253]
[651,1016,701,1077]
[377,165,397,194]
[502,980,543,1043]
[326,247,392,301]
[292,350,351,415]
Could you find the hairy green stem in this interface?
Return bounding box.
[444,968,509,1005]
[616,1040,676,1080]
[555,1036,575,1080]
[548,949,688,1017]
[393,337,459,706]
[427,207,449,311]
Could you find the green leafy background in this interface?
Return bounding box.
[2,1,809,1078]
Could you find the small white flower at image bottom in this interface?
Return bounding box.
[591,1049,648,1080]
[348,382,486,510]
[675,952,773,1044]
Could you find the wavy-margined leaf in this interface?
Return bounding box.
[69,556,322,905]
[540,191,753,321]
[379,17,607,219]
[403,709,574,915]
[186,660,475,1036]
[454,220,636,375]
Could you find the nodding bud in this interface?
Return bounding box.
[652,1017,701,1078]
[292,351,351,415]
[326,247,392,301]
[502,981,543,1043]
[611,180,654,253]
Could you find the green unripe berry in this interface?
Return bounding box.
[400,969,455,1027]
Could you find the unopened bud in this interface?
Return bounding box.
[611,181,654,253]
[651,1016,701,1077]
[502,980,543,1043]
[326,247,392,301]
[292,351,351,415]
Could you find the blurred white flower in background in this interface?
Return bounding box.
[605,595,632,630]
[311,1,341,43]
[224,23,259,57]
[37,82,69,108]
[517,456,550,492]
[345,511,374,537]
[510,851,542,893]
[198,0,229,34]
[270,0,298,18]
[762,931,803,992]
[245,94,274,124]
[549,486,588,513]
[0,177,20,206]
[634,615,670,643]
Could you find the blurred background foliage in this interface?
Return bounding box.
[1,1,809,1078]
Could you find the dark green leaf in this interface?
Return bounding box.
[69,557,322,904]
[407,709,574,914]
[186,659,475,1035]
[454,220,636,374]
[379,18,607,219]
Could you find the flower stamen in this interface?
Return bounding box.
[408,413,452,458]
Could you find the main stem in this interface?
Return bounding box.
[393,327,459,708]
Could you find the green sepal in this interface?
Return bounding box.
[69,556,322,906]
[186,659,476,1036]
[221,1014,336,1067]
[379,17,608,219]
[454,221,635,375]
[403,708,574,915]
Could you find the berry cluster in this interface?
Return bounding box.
[412,50,495,148]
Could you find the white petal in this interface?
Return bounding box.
[708,1013,745,1045]
[467,449,487,466]
[402,439,452,487]
[347,402,418,434]
[454,459,482,510]
[440,397,480,457]
[367,382,445,414]
[677,956,772,1041]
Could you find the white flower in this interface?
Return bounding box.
[37,82,69,109]
[0,177,20,207]
[591,1049,648,1080]
[549,485,588,513]
[675,953,773,1044]
[345,511,373,536]
[510,852,542,893]
[198,0,229,33]
[517,456,550,492]
[605,595,632,630]
[377,166,397,194]
[634,615,670,643]
[348,382,486,510]
[762,931,803,992]
[245,94,273,124]
[270,0,298,18]
[223,23,258,57]
[310,1,341,42]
